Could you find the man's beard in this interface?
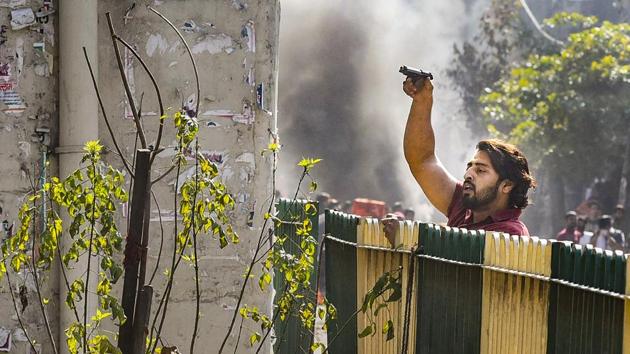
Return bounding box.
[462,181,500,210]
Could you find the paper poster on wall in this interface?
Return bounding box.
[0,82,25,114]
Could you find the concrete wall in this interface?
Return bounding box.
[0,0,279,352]
[0,0,58,352]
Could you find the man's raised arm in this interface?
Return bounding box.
[402,77,458,215]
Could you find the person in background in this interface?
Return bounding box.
[556,211,581,243]
[341,200,353,214]
[404,208,415,221]
[328,198,339,211]
[584,200,602,233]
[613,204,625,229]
[580,215,625,251]
[391,201,405,219]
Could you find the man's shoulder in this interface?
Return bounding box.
[489,219,529,237]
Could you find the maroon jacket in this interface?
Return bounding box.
[446,183,529,236]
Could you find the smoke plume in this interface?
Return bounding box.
[278,0,488,220]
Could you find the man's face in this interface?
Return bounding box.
[462,150,502,210]
[588,204,601,219]
[566,215,577,228]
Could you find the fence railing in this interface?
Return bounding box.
[323,210,628,354]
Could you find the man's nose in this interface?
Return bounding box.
[464,171,474,181]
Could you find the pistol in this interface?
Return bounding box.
[399,65,433,81]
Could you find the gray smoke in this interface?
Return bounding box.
[278,0,488,220]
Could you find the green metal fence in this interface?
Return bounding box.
[416,224,485,354]
[547,242,626,354]
[319,211,629,354]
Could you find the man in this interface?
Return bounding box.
[579,215,625,252]
[556,211,582,243]
[613,204,625,230]
[584,200,602,233]
[384,76,536,243]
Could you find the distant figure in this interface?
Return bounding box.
[392,201,405,219]
[613,204,625,230]
[579,215,625,252]
[584,200,602,233]
[328,198,339,210]
[316,192,331,236]
[383,77,535,243]
[404,208,415,221]
[556,211,582,243]
[341,200,353,213]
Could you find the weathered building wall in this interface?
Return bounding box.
[0,0,278,352]
[96,1,278,352]
[0,0,58,352]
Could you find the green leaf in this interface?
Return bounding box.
[384,319,395,341]
[358,324,374,338]
[249,332,261,346]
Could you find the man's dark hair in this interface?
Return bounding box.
[476,139,536,209]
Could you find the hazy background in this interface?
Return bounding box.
[277,0,488,221]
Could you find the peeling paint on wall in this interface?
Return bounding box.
[191,33,234,55]
[0,0,26,8]
[200,101,254,124]
[0,327,10,352]
[145,33,170,57]
[241,20,255,53]
[231,0,248,11]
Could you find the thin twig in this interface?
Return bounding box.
[23,161,58,353]
[3,261,39,353]
[321,309,362,354]
[112,35,166,162]
[105,12,147,149]
[148,188,165,285]
[233,316,245,354]
[82,47,135,178]
[151,164,177,185]
[83,159,98,354]
[147,6,200,165]
[149,137,184,353]
[218,147,279,353]
[190,139,201,353]
[30,232,58,354]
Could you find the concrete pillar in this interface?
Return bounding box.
[58,0,99,351]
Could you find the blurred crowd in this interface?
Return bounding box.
[556,200,627,253]
[315,192,415,220]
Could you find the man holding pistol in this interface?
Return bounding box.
[384,73,536,244]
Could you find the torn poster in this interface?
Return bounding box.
[241,20,255,52]
[191,34,234,55]
[33,42,53,77]
[0,82,25,114]
[0,0,25,8]
[200,101,254,124]
[0,63,10,80]
[0,327,10,352]
[10,8,35,30]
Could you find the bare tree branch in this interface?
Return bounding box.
[105,12,148,149]
[82,47,134,178]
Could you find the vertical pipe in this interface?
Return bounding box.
[58,0,98,352]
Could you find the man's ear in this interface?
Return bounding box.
[500,180,514,194]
